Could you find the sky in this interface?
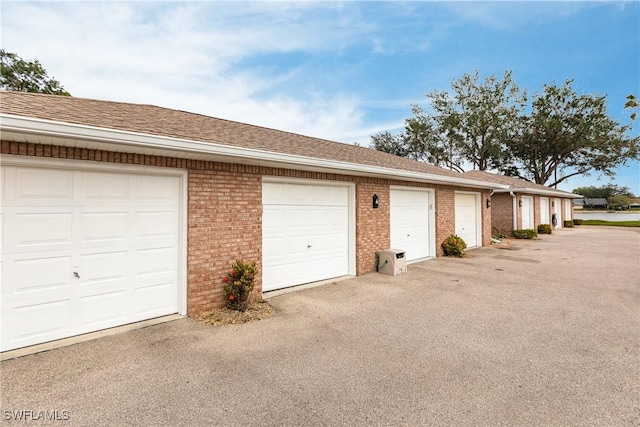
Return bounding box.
[1,1,638,194]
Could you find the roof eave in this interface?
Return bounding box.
[494,187,583,198]
[0,114,506,190]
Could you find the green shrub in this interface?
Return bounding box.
[573,219,583,225]
[512,229,538,239]
[442,234,467,257]
[222,260,258,311]
[491,227,506,240]
[564,220,574,228]
[537,224,552,234]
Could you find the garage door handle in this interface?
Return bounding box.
[307,245,312,248]
[73,272,80,278]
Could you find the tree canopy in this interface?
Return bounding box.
[504,80,638,187]
[572,184,634,199]
[371,71,639,188]
[0,50,70,95]
[625,94,638,122]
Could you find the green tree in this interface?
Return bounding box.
[572,184,634,199]
[371,70,524,172]
[505,80,639,187]
[370,131,409,158]
[370,105,460,169]
[0,50,70,95]
[625,94,638,122]
[429,70,524,171]
[608,194,632,210]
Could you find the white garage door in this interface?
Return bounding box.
[390,188,432,262]
[521,196,534,229]
[553,198,562,229]
[455,192,480,248]
[262,181,351,292]
[564,199,572,222]
[1,163,182,352]
[540,197,550,225]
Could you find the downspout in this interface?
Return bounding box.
[510,191,517,230]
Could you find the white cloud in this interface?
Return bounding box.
[0,1,382,142]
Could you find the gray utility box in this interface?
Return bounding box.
[377,249,407,276]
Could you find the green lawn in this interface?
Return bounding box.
[578,220,640,227]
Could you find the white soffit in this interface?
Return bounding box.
[494,187,583,198]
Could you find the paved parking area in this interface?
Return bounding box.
[1,226,639,426]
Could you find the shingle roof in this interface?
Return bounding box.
[463,170,580,197]
[0,91,470,181]
[579,198,608,205]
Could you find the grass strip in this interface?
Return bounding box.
[579,220,640,227]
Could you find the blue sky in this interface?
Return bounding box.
[2,1,638,194]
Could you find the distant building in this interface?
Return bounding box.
[573,198,609,210]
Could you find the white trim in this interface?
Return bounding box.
[0,154,189,317]
[389,185,437,261]
[454,191,482,248]
[261,176,357,280]
[1,114,507,190]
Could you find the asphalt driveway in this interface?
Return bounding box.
[1,226,639,426]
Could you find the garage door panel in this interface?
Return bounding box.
[455,193,479,248]
[540,198,549,224]
[134,211,176,239]
[14,299,71,340]
[133,282,178,316]
[311,186,347,206]
[2,165,182,351]
[81,212,128,242]
[135,247,176,276]
[80,251,127,284]
[262,182,287,204]
[82,172,128,200]
[14,168,73,200]
[390,189,431,262]
[136,175,180,202]
[15,213,73,247]
[521,196,533,229]
[13,255,72,292]
[79,291,127,327]
[262,182,350,292]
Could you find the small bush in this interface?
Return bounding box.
[573,219,583,225]
[564,220,574,228]
[442,234,467,257]
[537,224,552,234]
[512,229,538,239]
[222,260,258,311]
[491,227,506,240]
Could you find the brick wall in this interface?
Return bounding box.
[2,141,496,314]
[435,188,455,256]
[491,193,515,236]
[187,168,262,315]
[481,190,491,246]
[356,182,390,274]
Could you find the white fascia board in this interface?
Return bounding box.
[0,114,507,189]
[494,187,583,198]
